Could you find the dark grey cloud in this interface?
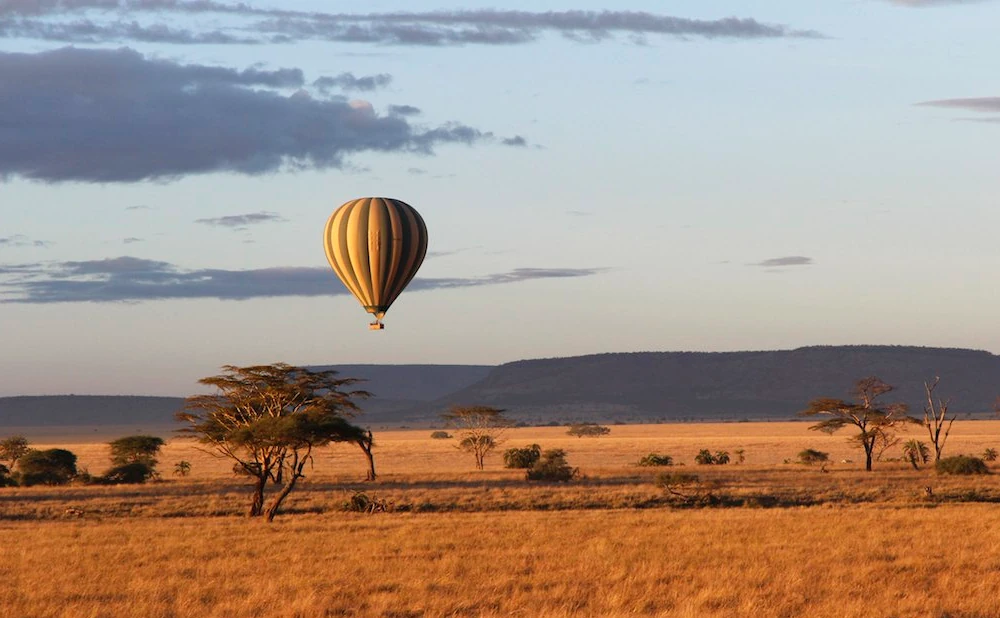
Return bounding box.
[388,104,421,116]
[0,4,823,45]
[750,256,813,267]
[195,211,287,228]
[0,46,503,183]
[0,255,605,303]
[313,72,392,92]
[917,97,1000,112]
[501,135,527,147]
[0,18,260,44]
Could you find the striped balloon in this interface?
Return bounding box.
[323,197,428,329]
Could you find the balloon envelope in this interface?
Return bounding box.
[323,197,428,326]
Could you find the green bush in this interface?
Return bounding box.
[526,449,577,482]
[797,449,830,465]
[429,431,452,440]
[936,455,989,476]
[16,448,78,486]
[694,449,715,465]
[637,453,673,467]
[714,451,731,465]
[503,444,541,469]
[101,462,156,485]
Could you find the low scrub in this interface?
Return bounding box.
[429,431,452,440]
[797,449,829,466]
[637,453,673,467]
[503,444,541,469]
[526,449,577,482]
[566,423,610,438]
[936,455,989,476]
[695,449,730,465]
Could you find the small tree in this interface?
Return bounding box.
[0,436,29,468]
[714,451,731,465]
[108,435,165,479]
[178,363,370,521]
[982,448,998,462]
[442,405,511,470]
[174,460,192,477]
[504,444,541,469]
[800,377,919,471]
[16,448,77,486]
[734,449,746,464]
[694,449,716,465]
[566,423,610,438]
[902,440,930,470]
[526,449,577,481]
[923,377,957,463]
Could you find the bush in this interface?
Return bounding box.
[0,463,15,487]
[101,462,156,485]
[174,460,192,477]
[637,453,673,467]
[936,455,989,476]
[526,449,577,482]
[343,491,393,513]
[982,448,998,462]
[566,423,610,438]
[694,449,716,465]
[654,471,699,489]
[714,451,731,465]
[16,448,78,486]
[429,431,452,440]
[797,449,830,465]
[503,444,541,469]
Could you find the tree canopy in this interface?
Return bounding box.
[177,363,370,521]
[442,405,511,470]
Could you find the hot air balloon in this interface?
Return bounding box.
[323,197,428,330]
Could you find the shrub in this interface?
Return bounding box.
[101,462,155,485]
[566,423,610,438]
[16,448,78,486]
[654,471,699,489]
[714,451,731,465]
[343,491,393,513]
[526,449,577,482]
[694,449,716,465]
[429,431,452,440]
[174,460,192,477]
[637,453,673,467]
[0,463,15,487]
[936,455,989,476]
[982,448,998,462]
[797,449,830,465]
[503,444,541,469]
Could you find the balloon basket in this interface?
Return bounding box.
[369,322,385,331]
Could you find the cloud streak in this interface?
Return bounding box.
[0,256,606,303]
[0,46,507,183]
[0,235,51,248]
[917,97,1000,112]
[0,4,823,46]
[195,211,287,228]
[750,256,813,267]
[313,72,392,92]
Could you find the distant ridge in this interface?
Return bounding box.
[3,347,999,429]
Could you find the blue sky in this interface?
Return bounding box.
[2,0,999,396]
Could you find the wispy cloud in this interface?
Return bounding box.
[125,205,151,211]
[313,72,392,92]
[195,211,287,228]
[917,97,1000,112]
[750,256,813,267]
[123,237,143,244]
[0,255,606,303]
[0,235,51,248]
[0,46,509,183]
[0,4,824,46]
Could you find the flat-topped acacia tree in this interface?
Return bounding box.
[442,405,512,470]
[177,363,370,521]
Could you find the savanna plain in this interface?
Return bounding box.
[5,422,1000,618]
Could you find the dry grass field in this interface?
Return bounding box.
[5,421,1000,617]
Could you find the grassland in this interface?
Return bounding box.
[5,421,1000,617]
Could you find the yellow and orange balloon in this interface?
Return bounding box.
[323,197,428,329]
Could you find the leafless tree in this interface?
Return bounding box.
[923,377,956,462]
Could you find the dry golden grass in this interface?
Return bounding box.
[6,421,1000,617]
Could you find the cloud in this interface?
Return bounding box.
[886,0,986,6]
[0,46,504,183]
[125,205,151,210]
[313,72,392,92]
[750,256,814,267]
[501,135,527,147]
[195,211,287,228]
[0,235,51,248]
[917,97,1000,112]
[388,104,421,116]
[0,4,823,46]
[0,255,606,303]
[123,237,143,244]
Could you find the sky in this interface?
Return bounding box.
[2,0,999,396]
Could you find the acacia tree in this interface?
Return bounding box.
[800,377,919,472]
[923,377,956,462]
[0,436,29,468]
[442,405,511,470]
[177,363,370,521]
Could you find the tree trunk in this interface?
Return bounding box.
[358,432,376,481]
[475,452,484,470]
[264,448,308,522]
[864,446,874,472]
[249,474,267,517]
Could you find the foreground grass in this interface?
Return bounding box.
[5,507,1000,618]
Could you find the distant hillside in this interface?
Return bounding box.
[4,348,999,429]
[418,346,1000,424]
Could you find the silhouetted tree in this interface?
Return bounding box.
[801,377,919,471]
[442,405,511,470]
[178,363,370,521]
